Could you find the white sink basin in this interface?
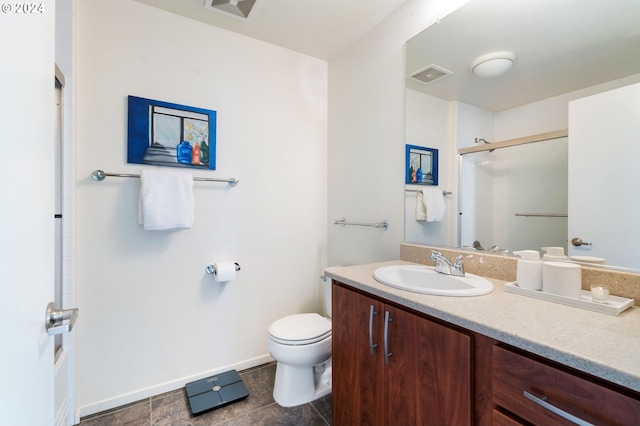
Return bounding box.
[373,265,493,296]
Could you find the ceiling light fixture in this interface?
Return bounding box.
[471,51,516,78]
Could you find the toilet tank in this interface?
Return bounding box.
[323,275,332,318]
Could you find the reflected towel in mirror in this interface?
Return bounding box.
[416,188,445,222]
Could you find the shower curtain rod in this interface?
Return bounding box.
[459,129,568,155]
[91,169,239,186]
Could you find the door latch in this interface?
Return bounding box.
[45,302,79,336]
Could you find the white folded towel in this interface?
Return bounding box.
[138,169,194,230]
[416,187,445,222]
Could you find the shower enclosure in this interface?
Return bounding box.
[458,135,568,255]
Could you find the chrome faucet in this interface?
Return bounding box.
[429,251,471,277]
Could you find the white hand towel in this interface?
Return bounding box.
[416,187,445,222]
[138,169,194,230]
[415,191,427,221]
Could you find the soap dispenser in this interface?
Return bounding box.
[513,250,543,290]
[541,246,568,261]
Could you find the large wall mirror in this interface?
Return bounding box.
[404,0,640,271]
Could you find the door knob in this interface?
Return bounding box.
[571,237,591,247]
[45,302,79,336]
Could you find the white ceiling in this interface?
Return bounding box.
[133,0,640,112]
[406,0,640,112]
[133,0,412,60]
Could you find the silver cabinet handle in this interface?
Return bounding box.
[368,305,378,355]
[523,391,594,426]
[45,302,79,336]
[383,311,392,365]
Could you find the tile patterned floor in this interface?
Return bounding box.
[79,363,332,425]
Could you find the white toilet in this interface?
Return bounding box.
[267,277,332,407]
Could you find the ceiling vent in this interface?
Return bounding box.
[203,0,263,20]
[410,65,453,85]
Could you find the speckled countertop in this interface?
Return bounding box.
[324,260,640,393]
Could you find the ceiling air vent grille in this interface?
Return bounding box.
[410,65,452,85]
[203,0,263,20]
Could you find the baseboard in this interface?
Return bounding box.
[77,354,274,419]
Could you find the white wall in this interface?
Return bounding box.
[75,0,327,415]
[327,0,469,266]
[404,88,453,246]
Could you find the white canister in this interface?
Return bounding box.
[513,250,543,290]
[542,246,568,261]
[543,261,582,298]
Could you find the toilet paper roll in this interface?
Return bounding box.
[214,261,237,282]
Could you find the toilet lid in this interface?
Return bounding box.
[269,313,331,343]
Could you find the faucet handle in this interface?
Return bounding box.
[452,254,473,276]
[430,250,442,259]
[455,254,473,263]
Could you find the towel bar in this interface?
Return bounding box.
[514,213,567,217]
[406,188,452,195]
[334,218,388,230]
[92,169,239,186]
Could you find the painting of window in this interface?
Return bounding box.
[127,96,216,170]
[406,144,438,185]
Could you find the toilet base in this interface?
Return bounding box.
[273,358,332,407]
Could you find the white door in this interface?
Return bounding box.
[568,82,640,269]
[0,7,57,426]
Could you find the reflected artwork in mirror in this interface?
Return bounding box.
[406,145,438,185]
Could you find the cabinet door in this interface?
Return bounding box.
[333,284,385,425]
[385,305,472,425]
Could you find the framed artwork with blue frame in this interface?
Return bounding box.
[405,144,438,185]
[127,95,216,170]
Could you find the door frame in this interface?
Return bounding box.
[54,63,78,426]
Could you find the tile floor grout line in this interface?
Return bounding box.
[148,397,153,425]
[166,401,280,426]
[309,401,331,425]
[216,401,280,425]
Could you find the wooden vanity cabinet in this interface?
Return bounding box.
[492,344,640,425]
[332,282,472,425]
[331,278,640,425]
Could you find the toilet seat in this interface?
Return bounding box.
[269,313,331,345]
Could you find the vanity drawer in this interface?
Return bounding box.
[492,409,525,426]
[492,345,640,425]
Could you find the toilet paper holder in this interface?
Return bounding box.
[205,262,241,275]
